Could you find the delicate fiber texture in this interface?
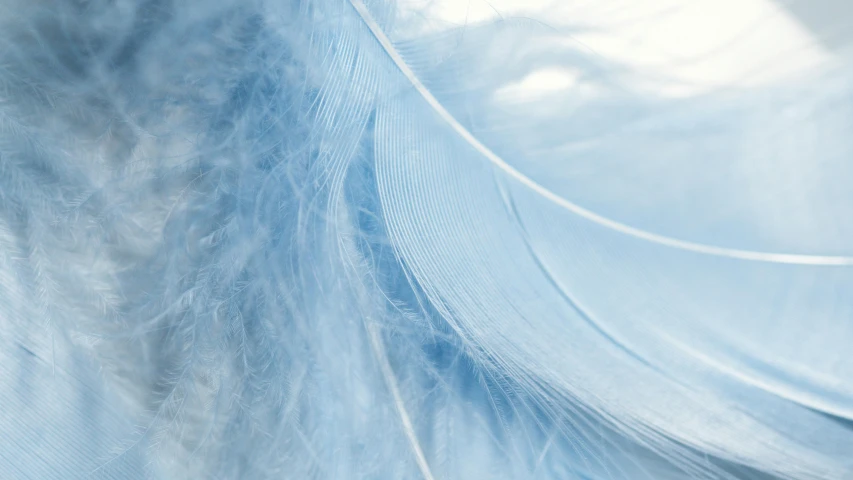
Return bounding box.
[0,0,852,479]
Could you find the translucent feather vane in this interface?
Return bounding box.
[0,0,852,478]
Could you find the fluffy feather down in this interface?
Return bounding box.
[0,0,852,479]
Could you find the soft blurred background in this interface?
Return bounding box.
[399,0,853,96]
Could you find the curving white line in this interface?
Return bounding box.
[365,322,436,480]
[349,0,853,266]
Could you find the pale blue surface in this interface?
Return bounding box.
[0,0,851,478]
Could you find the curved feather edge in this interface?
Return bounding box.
[348,0,853,267]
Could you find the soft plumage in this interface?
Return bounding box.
[0,0,852,478]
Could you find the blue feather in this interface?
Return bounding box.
[0,0,852,478]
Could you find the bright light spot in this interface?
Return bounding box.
[495,68,596,102]
[398,0,835,97]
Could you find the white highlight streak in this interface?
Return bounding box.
[350,0,853,266]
